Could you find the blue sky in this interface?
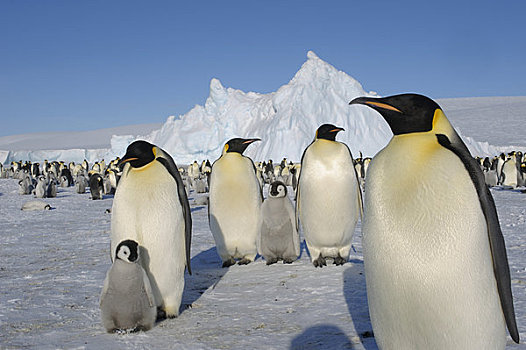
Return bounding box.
[1,0,524,136]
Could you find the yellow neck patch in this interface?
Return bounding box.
[431,109,455,136]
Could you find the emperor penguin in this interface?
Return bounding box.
[100,239,157,333]
[208,138,262,267]
[89,173,104,200]
[349,93,519,349]
[257,181,300,265]
[296,124,362,267]
[111,140,192,318]
[501,155,520,188]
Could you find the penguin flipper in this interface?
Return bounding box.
[436,134,519,344]
[156,155,193,275]
[141,268,156,308]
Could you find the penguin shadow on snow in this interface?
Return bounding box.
[343,261,378,350]
[290,324,354,350]
[180,246,229,315]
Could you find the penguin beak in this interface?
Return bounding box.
[330,127,345,133]
[243,138,261,144]
[116,157,138,169]
[349,97,402,113]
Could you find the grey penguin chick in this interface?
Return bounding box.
[21,200,51,211]
[257,181,300,265]
[100,239,156,333]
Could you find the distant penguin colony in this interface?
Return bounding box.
[2,93,522,342]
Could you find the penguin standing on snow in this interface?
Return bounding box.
[89,173,104,200]
[350,93,519,349]
[111,140,192,318]
[257,181,300,265]
[296,124,362,267]
[100,239,157,333]
[209,138,262,267]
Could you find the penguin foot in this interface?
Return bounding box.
[237,258,252,265]
[313,255,326,268]
[333,256,347,266]
[283,258,295,264]
[222,258,236,268]
[266,258,278,265]
[156,308,166,321]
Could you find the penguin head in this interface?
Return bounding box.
[349,94,448,136]
[223,138,261,155]
[118,140,157,169]
[269,181,287,198]
[315,124,345,141]
[115,239,139,263]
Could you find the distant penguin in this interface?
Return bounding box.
[89,174,104,200]
[193,177,208,193]
[111,140,192,318]
[46,179,57,198]
[100,239,157,333]
[496,153,506,184]
[350,93,519,348]
[34,176,47,198]
[209,138,262,267]
[75,174,88,194]
[21,200,51,211]
[18,177,34,195]
[296,124,362,267]
[60,167,73,186]
[257,181,300,265]
[501,156,519,188]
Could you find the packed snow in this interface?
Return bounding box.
[2,52,523,166]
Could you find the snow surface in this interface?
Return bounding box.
[1,178,525,349]
[2,51,524,166]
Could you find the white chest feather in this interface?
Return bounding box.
[298,140,359,244]
[363,134,505,349]
[111,161,184,260]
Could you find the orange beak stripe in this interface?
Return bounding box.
[365,101,402,113]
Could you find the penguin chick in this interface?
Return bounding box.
[257,181,300,265]
[100,240,157,333]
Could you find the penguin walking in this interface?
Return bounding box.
[296,124,362,267]
[350,93,519,349]
[209,138,262,267]
[100,240,157,333]
[111,140,191,318]
[257,181,300,265]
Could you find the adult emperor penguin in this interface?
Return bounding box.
[296,124,362,267]
[100,239,157,332]
[349,93,519,349]
[209,138,262,267]
[111,140,192,318]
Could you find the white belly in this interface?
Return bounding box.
[209,154,261,260]
[111,161,186,314]
[363,135,506,349]
[299,140,359,257]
